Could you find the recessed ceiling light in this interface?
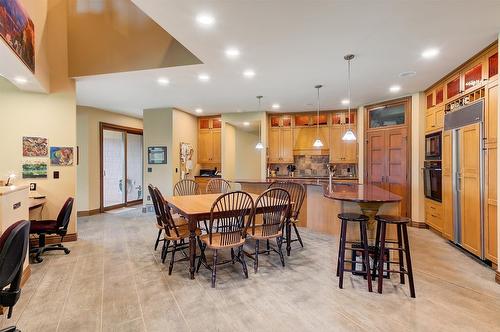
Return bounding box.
[271,103,280,109]
[236,109,242,113]
[14,76,27,84]
[157,77,169,86]
[243,69,255,78]
[195,108,203,114]
[399,71,416,78]
[422,48,439,59]
[198,73,210,82]
[389,85,401,93]
[225,47,240,59]
[243,121,250,126]
[196,13,215,27]
[341,99,350,105]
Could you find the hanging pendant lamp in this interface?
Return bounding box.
[313,85,324,147]
[342,54,357,141]
[255,95,264,149]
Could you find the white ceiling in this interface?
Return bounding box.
[75,0,500,118]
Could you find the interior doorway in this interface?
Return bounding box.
[100,123,143,212]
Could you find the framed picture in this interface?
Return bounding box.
[22,163,47,179]
[0,0,35,72]
[148,146,167,164]
[23,136,48,157]
[50,147,74,166]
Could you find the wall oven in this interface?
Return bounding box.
[425,131,442,160]
[423,161,442,202]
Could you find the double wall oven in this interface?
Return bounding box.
[424,132,442,202]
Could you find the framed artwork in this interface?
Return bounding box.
[0,0,35,72]
[23,136,48,156]
[148,146,167,164]
[50,147,74,166]
[22,163,47,178]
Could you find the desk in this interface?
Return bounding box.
[29,197,46,210]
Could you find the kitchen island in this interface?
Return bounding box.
[234,179,401,239]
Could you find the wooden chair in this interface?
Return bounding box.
[148,184,166,250]
[268,181,306,255]
[174,179,199,196]
[206,178,231,194]
[154,188,200,275]
[196,191,254,287]
[248,188,290,273]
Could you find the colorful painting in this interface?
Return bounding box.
[23,136,48,156]
[50,147,74,166]
[0,0,35,72]
[22,163,47,178]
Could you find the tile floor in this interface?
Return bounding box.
[1,209,500,332]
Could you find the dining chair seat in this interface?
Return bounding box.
[199,233,246,249]
[164,224,201,241]
[247,225,283,240]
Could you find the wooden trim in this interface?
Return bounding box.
[21,265,31,287]
[496,270,500,285]
[99,122,143,213]
[77,208,100,217]
[410,220,428,229]
[29,232,77,247]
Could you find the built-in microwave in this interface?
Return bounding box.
[425,131,442,160]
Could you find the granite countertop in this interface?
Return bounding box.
[194,175,221,178]
[235,178,357,187]
[268,176,358,180]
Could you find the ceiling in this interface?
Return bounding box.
[75,0,500,118]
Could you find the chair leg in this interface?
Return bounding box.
[254,240,260,273]
[239,246,248,278]
[211,250,218,288]
[377,222,387,294]
[396,224,405,285]
[338,220,348,289]
[266,239,270,254]
[154,229,162,250]
[161,240,170,263]
[293,223,304,247]
[372,219,382,278]
[168,241,177,275]
[402,225,416,298]
[277,236,285,267]
[361,222,373,292]
[196,243,206,273]
[286,222,292,256]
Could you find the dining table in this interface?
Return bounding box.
[166,192,278,279]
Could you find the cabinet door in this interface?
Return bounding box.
[463,60,485,94]
[270,116,281,127]
[268,128,281,163]
[426,92,434,109]
[442,131,453,240]
[459,123,481,257]
[435,106,445,130]
[435,86,444,106]
[425,109,437,133]
[488,51,498,81]
[329,127,344,163]
[445,74,461,100]
[385,128,409,218]
[198,130,213,163]
[211,130,221,163]
[366,131,386,189]
[486,81,498,145]
[342,127,357,163]
[280,128,294,163]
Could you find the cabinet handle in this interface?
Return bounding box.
[431,214,438,218]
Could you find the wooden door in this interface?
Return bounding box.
[343,127,357,163]
[459,123,482,257]
[385,128,409,217]
[329,127,344,162]
[198,130,213,163]
[280,128,294,163]
[268,128,281,163]
[442,131,454,240]
[211,130,221,163]
[485,81,497,262]
[366,131,386,189]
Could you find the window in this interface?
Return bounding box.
[369,104,406,128]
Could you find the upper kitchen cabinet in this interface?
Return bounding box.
[445,73,462,101]
[198,116,221,164]
[367,103,406,129]
[332,111,356,125]
[268,127,294,163]
[330,126,357,163]
[270,114,292,127]
[294,112,329,127]
[462,58,486,94]
[486,47,498,81]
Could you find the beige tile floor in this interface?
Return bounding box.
[1,209,500,332]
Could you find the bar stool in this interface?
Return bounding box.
[373,215,415,298]
[336,213,372,292]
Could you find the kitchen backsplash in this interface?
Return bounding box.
[269,155,357,177]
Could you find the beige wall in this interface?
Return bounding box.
[172,110,199,184]
[76,106,143,212]
[235,128,261,180]
[222,123,236,180]
[356,106,364,184]
[411,92,426,224]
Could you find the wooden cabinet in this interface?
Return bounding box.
[462,58,486,94]
[270,115,292,127]
[329,126,357,163]
[485,81,497,263]
[268,128,294,163]
[442,131,453,240]
[425,199,443,232]
[332,111,356,125]
[294,112,330,127]
[293,127,329,155]
[445,74,462,100]
[198,117,221,164]
[425,106,444,133]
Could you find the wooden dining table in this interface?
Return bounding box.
[166,193,261,279]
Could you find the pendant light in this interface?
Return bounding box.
[313,85,324,147]
[255,95,264,149]
[342,54,357,141]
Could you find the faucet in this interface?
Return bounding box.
[327,164,337,191]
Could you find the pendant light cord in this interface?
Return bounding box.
[347,58,351,129]
[316,86,320,138]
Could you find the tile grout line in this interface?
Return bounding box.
[100,243,105,332]
[127,233,148,332]
[55,256,79,332]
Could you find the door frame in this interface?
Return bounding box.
[100,122,143,212]
[364,96,412,218]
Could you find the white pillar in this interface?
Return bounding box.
[411,92,426,225]
[357,106,364,184]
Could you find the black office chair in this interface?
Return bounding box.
[0,220,30,332]
[29,197,74,263]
